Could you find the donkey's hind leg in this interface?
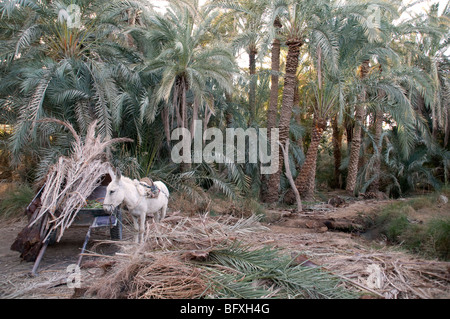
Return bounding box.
[160,204,167,221]
[154,209,161,223]
[154,204,167,223]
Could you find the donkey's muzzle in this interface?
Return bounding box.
[103,204,116,213]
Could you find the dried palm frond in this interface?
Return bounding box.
[86,214,358,299]
[141,213,269,251]
[86,214,270,299]
[30,119,132,242]
[127,254,207,299]
[323,251,450,299]
[87,252,208,299]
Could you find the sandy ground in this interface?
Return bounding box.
[0,197,449,299]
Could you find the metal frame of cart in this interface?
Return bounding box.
[29,184,123,276]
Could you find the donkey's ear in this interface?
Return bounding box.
[107,165,116,181]
[115,168,122,181]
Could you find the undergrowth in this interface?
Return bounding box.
[0,183,34,219]
[372,194,450,260]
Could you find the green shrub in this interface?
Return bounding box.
[426,218,450,260]
[376,203,414,242]
[406,197,434,211]
[0,183,34,219]
[400,224,428,254]
[385,213,410,242]
[372,200,450,260]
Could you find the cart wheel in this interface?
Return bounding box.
[110,208,122,240]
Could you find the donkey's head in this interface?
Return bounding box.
[103,168,125,212]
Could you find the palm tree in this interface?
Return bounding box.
[345,59,370,195]
[266,17,283,137]
[265,0,330,203]
[399,2,450,144]
[140,3,237,167]
[275,0,353,202]
[210,0,269,126]
[263,15,283,203]
[297,85,339,201]
[382,128,442,197]
[0,0,145,167]
[331,115,343,188]
[340,1,399,195]
[346,1,448,195]
[368,92,385,192]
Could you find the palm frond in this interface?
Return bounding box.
[10,67,53,158]
[0,0,39,19]
[203,243,359,299]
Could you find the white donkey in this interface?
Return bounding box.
[103,169,169,243]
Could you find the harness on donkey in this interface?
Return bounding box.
[136,177,161,199]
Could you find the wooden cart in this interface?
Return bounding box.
[12,181,123,276]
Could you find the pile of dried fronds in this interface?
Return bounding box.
[323,250,450,299]
[30,119,131,242]
[262,230,450,299]
[86,252,208,299]
[86,214,359,299]
[142,213,269,251]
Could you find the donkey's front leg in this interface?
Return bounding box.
[132,215,140,243]
[138,212,146,243]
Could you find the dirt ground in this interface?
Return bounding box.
[0,195,449,299]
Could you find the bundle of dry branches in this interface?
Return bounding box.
[88,252,208,299]
[142,213,269,251]
[30,119,132,242]
[86,214,269,299]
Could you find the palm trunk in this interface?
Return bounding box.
[264,18,282,203]
[369,106,383,192]
[180,77,190,172]
[345,103,365,195]
[225,92,233,128]
[278,39,303,154]
[266,17,282,135]
[370,66,385,192]
[287,44,324,203]
[174,81,182,128]
[295,119,326,201]
[248,45,257,126]
[344,113,353,146]
[445,109,449,148]
[304,152,318,201]
[279,82,303,203]
[190,97,199,137]
[332,116,343,188]
[271,38,303,203]
[346,60,369,195]
[181,78,187,129]
[162,107,171,147]
[266,45,281,134]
